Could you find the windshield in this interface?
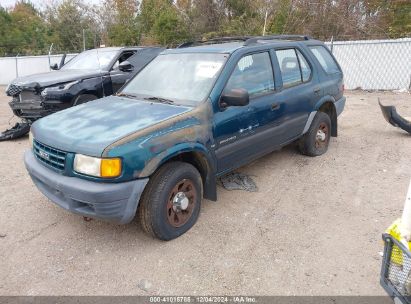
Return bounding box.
[121,53,228,106]
[61,49,118,70]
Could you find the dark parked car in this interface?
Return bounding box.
[25,35,345,240]
[1,46,164,140]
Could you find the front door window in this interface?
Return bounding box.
[224,52,275,98]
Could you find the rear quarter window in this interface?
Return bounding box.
[275,48,312,89]
[309,45,341,74]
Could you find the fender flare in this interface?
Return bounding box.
[302,96,338,137]
[313,95,336,111]
[140,143,218,201]
[72,93,98,106]
[71,77,104,104]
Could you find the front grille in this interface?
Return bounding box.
[6,84,22,96]
[20,91,42,103]
[33,140,67,171]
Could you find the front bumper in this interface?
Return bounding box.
[9,99,66,120]
[9,100,50,120]
[24,150,149,224]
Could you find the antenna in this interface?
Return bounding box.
[48,43,54,71]
[95,48,105,97]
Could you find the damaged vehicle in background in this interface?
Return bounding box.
[1,46,164,141]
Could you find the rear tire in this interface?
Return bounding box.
[73,94,97,106]
[138,161,202,241]
[299,112,331,156]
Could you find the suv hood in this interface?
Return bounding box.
[31,95,193,156]
[9,69,105,89]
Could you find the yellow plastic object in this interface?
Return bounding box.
[386,219,411,265]
[101,158,122,178]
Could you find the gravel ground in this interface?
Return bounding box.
[0,88,410,296]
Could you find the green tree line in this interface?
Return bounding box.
[0,0,410,56]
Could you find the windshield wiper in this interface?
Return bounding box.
[144,96,175,105]
[117,92,139,99]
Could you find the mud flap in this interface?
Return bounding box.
[0,122,30,141]
[379,99,411,134]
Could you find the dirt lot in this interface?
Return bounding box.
[0,88,410,296]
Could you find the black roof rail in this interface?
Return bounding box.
[243,35,312,46]
[177,35,313,48]
[177,36,252,48]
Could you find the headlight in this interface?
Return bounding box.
[42,80,79,96]
[29,131,33,149]
[74,154,122,178]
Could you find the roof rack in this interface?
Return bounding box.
[177,35,313,48]
[243,35,312,46]
[177,36,252,48]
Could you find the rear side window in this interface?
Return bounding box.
[225,52,275,98]
[309,46,340,74]
[275,48,311,88]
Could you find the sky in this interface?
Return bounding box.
[0,0,102,9]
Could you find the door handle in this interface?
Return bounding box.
[271,103,280,111]
[313,87,321,94]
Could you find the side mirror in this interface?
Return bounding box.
[119,61,134,72]
[50,63,59,70]
[220,88,249,108]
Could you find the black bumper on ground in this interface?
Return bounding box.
[379,100,411,134]
[24,150,149,224]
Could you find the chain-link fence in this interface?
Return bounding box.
[325,38,411,91]
[0,38,410,90]
[0,53,78,85]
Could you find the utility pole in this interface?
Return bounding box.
[15,53,19,77]
[263,10,268,36]
[83,29,86,51]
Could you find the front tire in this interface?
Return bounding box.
[138,161,202,241]
[299,112,331,156]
